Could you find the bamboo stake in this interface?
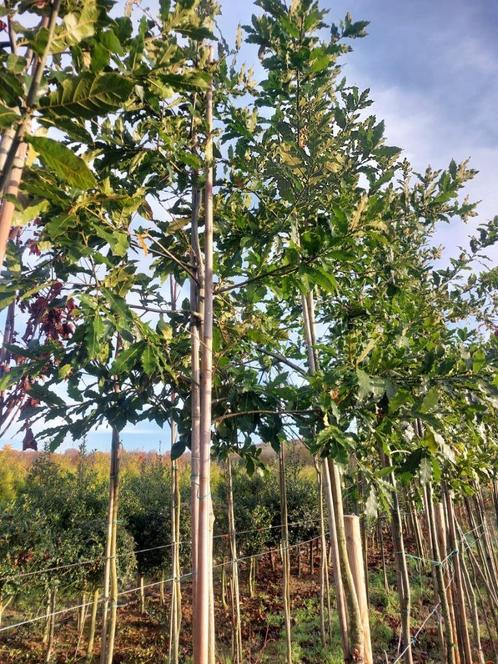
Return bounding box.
[344,516,373,664]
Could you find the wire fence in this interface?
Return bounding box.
[0,534,322,634]
[0,517,317,584]
[387,522,487,663]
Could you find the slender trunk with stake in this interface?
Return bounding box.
[100,426,121,664]
[380,447,413,664]
[193,45,215,664]
[344,516,373,664]
[435,501,459,662]
[315,459,332,647]
[169,442,182,663]
[377,519,389,593]
[0,3,60,268]
[44,583,57,663]
[227,456,243,664]
[425,483,456,664]
[443,487,472,664]
[301,291,350,658]
[279,442,292,664]
[329,459,365,662]
[422,488,445,656]
[459,536,485,664]
[86,589,100,662]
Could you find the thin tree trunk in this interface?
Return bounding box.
[0,4,60,268]
[344,516,373,664]
[44,584,57,663]
[75,591,88,656]
[169,404,182,664]
[315,460,328,648]
[435,501,459,663]
[425,483,456,664]
[279,442,292,664]
[301,291,350,658]
[459,535,485,664]
[227,456,243,664]
[383,455,413,664]
[194,52,215,664]
[100,426,121,664]
[329,459,365,663]
[86,589,99,662]
[443,487,472,664]
[422,488,445,656]
[378,520,389,593]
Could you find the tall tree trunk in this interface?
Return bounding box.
[435,500,459,663]
[279,442,292,664]
[344,516,373,664]
[425,483,456,664]
[301,291,350,658]
[190,182,202,648]
[380,449,413,664]
[0,4,59,268]
[100,426,121,664]
[227,456,243,664]
[169,273,182,664]
[459,535,485,664]
[443,487,472,664]
[315,460,331,648]
[422,489,445,656]
[194,53,215,664]
[328,459,365,663]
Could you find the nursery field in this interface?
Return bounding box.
[0,0,497,663]
[0,449,497,663]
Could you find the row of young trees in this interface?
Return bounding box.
[0,0,496,662]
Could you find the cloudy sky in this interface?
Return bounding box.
[3,0,496,453]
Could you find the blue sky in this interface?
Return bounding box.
[2,0,496,454]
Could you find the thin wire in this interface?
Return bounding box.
[0,534,321,633]
[0,518,318,583]
[390,522,486,664]
[391,570,455,664]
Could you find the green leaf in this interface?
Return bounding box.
[27,136,96,189]
[111,342,145,374]
[356,368,371,401]
[40,72,134,120]
[171,439,186,460]
[0,103,19,128]
[86,314,105,360]
[419,388,438,414]
[141,345,156,376]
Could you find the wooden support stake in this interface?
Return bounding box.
[344,515,373,664]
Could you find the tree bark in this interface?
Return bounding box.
[100,426,121,664]
[227,457,243,664]
[194,51,215,664]
[344,516,373,664]
[443,487,472,664]
[279,442,292,664]
[425,483,456,664]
